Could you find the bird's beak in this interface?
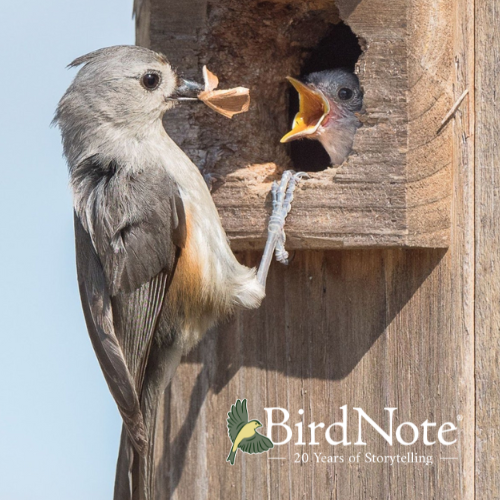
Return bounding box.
[280,77,331,143]
[170,78,205,101]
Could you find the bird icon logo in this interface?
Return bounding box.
[226,399,274,465]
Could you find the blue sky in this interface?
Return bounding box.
[0,2,134,498]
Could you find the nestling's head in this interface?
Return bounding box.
[281,69,363,165]
[54,45,202,165]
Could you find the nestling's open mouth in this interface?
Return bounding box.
[280,77,330,143]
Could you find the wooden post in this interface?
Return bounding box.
[130,0,491,497]
[475,0,500,498]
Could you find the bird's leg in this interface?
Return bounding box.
[256,171,308,287]
[273,171,307,265]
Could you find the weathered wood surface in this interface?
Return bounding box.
[131,1,478,499]
[153,247,474,500]
[475,0,500,498]
[137,0,453,250]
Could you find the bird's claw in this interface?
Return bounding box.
[268,170,308,265]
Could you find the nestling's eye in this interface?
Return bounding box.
[141,72,161,90]
[338,88,353,100]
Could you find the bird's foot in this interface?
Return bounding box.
[268,170,309,265]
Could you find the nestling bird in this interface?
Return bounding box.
[226,399,273,465]
[54,46,303,500]
[281,69,363,165]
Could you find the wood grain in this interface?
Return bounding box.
[133,0,477,498]
[156,247,474,499]
[475,0,500,497]
[138,0,454,250]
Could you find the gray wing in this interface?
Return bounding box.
[90,164,186,296]
[74,160,186,454]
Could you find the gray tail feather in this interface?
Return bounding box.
[114,427,135,500]
[113,406,160,500]
[113,420,158,500]
[114,344,183,500]
[140,398,160,500]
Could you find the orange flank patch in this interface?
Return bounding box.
[167,212,206,319]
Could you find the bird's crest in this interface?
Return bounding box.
[67,45,167,69]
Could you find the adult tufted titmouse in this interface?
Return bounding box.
[281,69,363,165]
[54,45,303,500]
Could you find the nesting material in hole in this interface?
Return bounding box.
[288,21,363,172]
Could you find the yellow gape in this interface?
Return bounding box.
[281,77,330,143]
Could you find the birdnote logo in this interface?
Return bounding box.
[226,399,274,465]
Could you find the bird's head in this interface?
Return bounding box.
[250,420,263,429]
[281,69,363,165]
[54,45,202,164]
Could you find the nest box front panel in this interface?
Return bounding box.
[139,0,454,249]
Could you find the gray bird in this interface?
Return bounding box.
[281,69,363,165]
[54,45,303,500]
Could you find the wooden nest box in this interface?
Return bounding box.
[137,0,455,250]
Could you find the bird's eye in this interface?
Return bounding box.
[338,88,353,100]
[141,72,161,91]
